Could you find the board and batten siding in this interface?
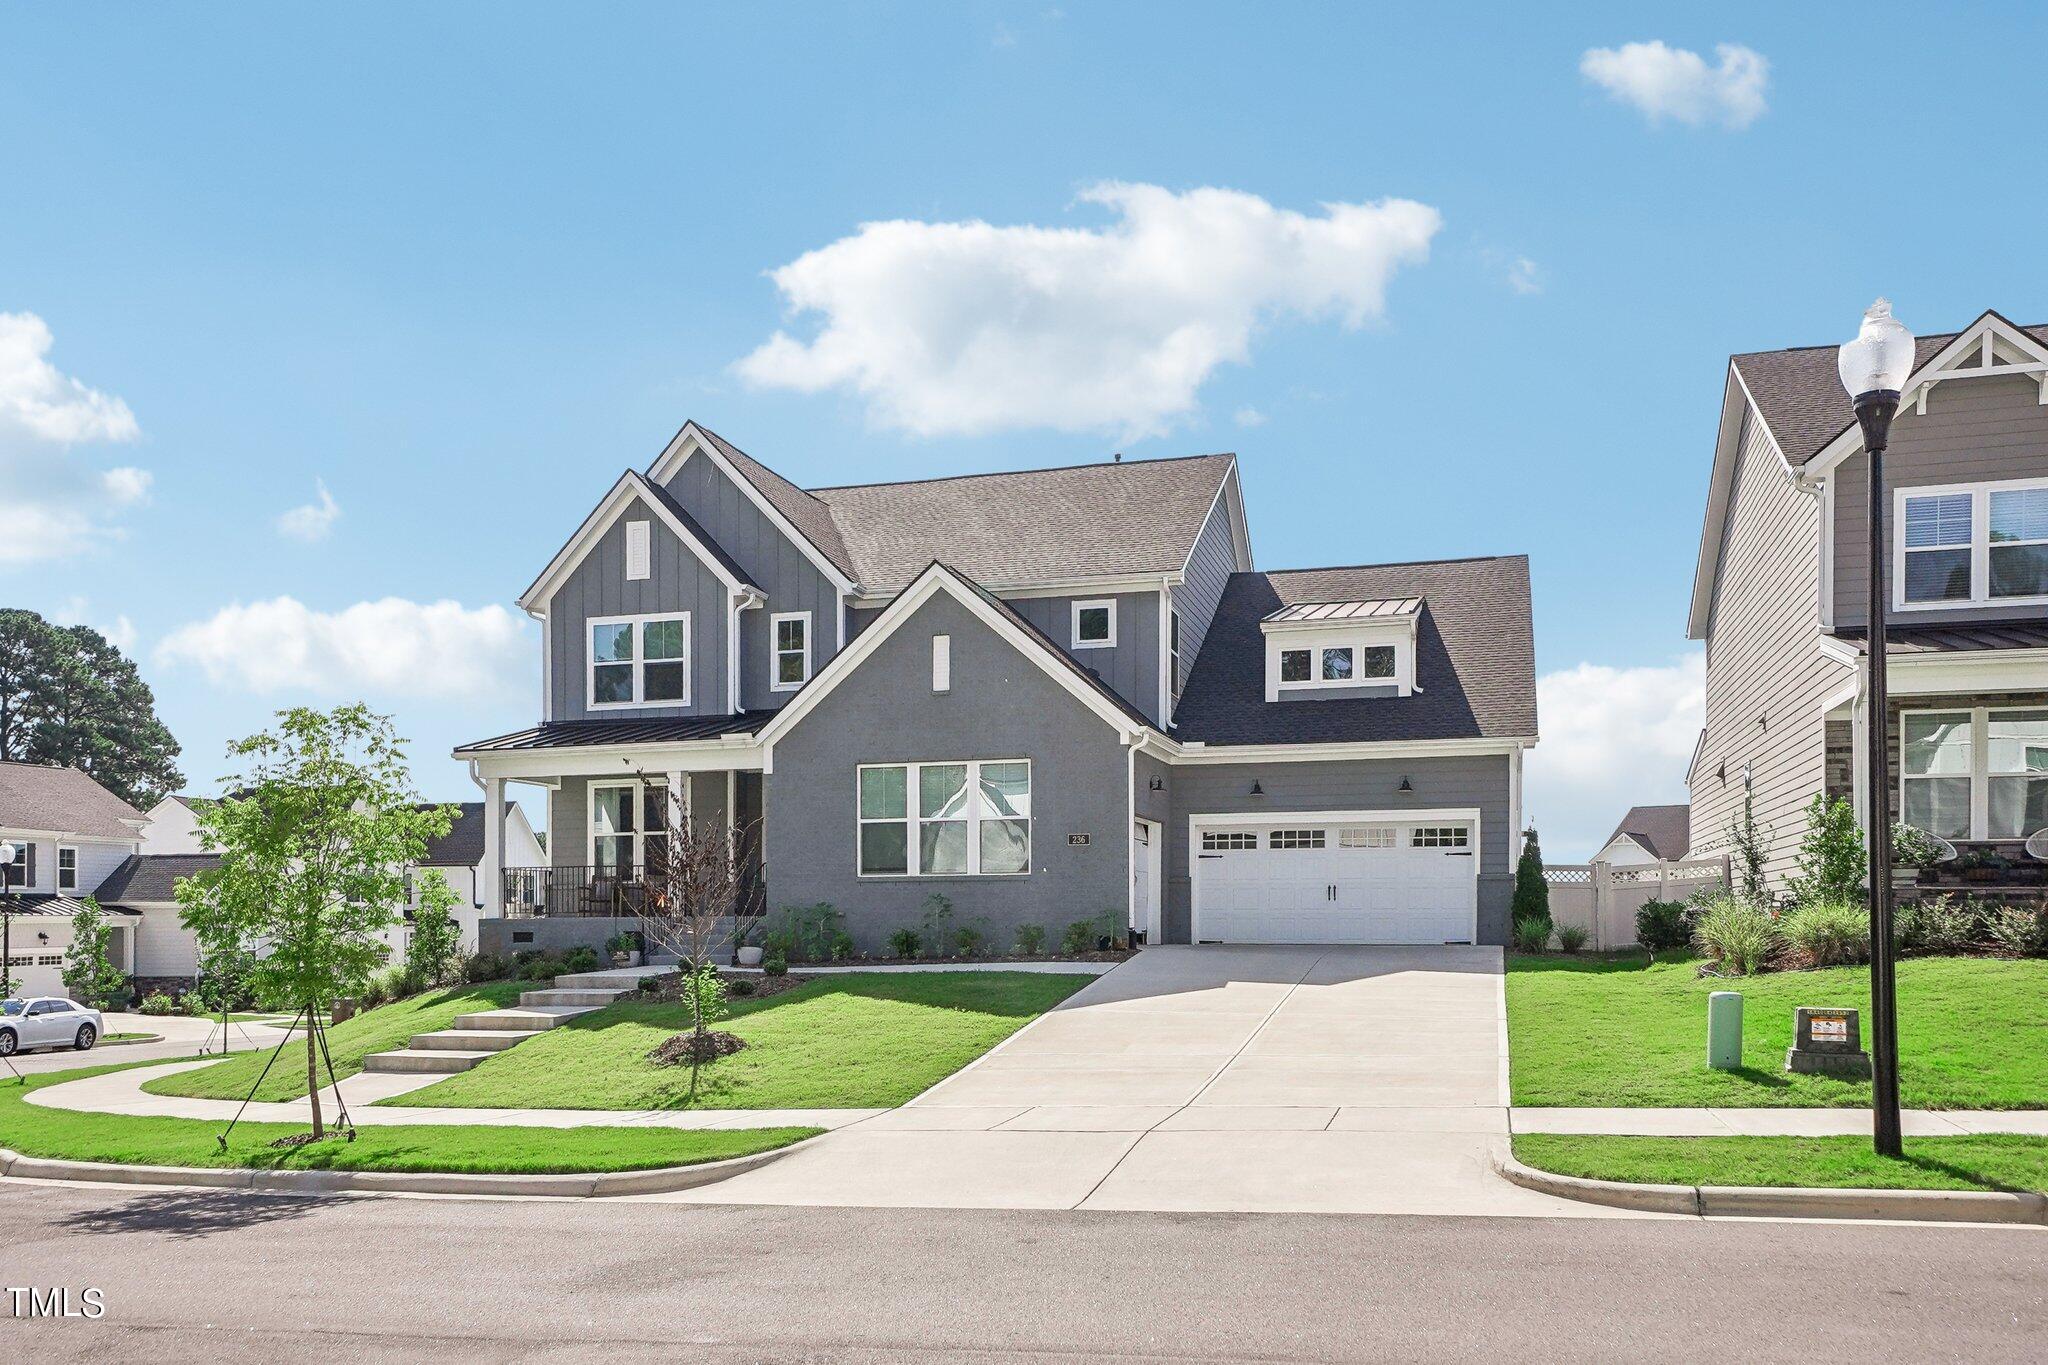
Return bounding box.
[1832,374,2048,629]
[1004,591,1162,726]
[1690,402,1852,889]
[660,449,846,711]
[544,494,732,722]
[1171,487,1241,705]
[548,772,731,867]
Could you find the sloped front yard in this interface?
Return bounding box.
[1506,954,2048,1109]
[382,971,1094,1112]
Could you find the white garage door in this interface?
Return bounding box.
[1192,818,1477,944]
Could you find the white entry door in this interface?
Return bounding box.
[1192,817,1477,944]
[1130,819,1161,940]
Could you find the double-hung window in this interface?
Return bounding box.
[1900,706,2048,841]
[588,614,689,708]
[57,846,77,891]
[3,841,25,888]
[1897,479,2048,608]
[858,760,1031,876]
[771,612,811,691]
[590,780,677,874]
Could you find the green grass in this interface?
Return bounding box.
[1506,953,2048,1109]
[141,981,528,1103]
[1513,1133,2048,1193]
[100,1033,153,1044]
[1,1060,816,1174]
[384,971,1093,1111]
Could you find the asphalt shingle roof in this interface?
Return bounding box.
[0,762,146,840]
[1733,317,2048,467]
[1601,805,1691,861]
[92,853,220,904]
[413,802,486,867]
[695,428,859,583]
[1171,556,1537,746]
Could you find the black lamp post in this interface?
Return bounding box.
[1837,298,1916,1159]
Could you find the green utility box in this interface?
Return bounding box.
[1707,990,1743,1070]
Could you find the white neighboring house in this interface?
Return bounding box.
[1591,804,1691,867]
[1,761,152,998]
[405,802,545,952]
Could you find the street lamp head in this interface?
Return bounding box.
[1838,298,1916,452]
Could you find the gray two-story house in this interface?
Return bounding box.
[457,424,1537,952]
[1689,309,2048,890]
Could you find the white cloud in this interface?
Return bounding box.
[1580,41,1769,130]
[1233,405,1268,428]
[0,311,148,564]
[1505,256,1542,296]
[52,596,137,652]
[736,182,1441,439]
[276,479,341,542]
[157,597,528,699]
[1524,652,1704,861]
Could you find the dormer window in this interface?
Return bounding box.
[1072,599,1116,649]
[1261,597,1420,701]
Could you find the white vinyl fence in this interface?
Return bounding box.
[1541,858,1730,949]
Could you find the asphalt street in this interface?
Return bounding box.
[0,1180,2041,1362]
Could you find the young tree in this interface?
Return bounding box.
[403,871,463,990]
[1511,827,1551,931]
[1726,790,1769,906]
[61,898,128,1007]
[1788,794,1867,906]
[636,776,761,1061]
[0,609,183,806]
[177,705,452,1139]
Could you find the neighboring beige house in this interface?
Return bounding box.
[1688,308,2048,892]
[1592,804,1690,866]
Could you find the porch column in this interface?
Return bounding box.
[668,771,686,838]
[1851,692,1871,834]
[482,775,506,916]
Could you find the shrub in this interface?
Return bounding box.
[637,975,665,994]
[727,977,758,997]
[681,963,728,1029]
[828,931,855,962]
[405,871,464,989]
[1510,917,1550,953]
[561,945,601,975]
[139,991,178,1016]
[1788,795,1867,906]
[1986,903,2048,957]
[920,893,955,959]
[1781,897,1871,967]
[462,952,511,984]
[952,918,989,957]
[1060,919,1097,955]
[605,931,639,958]
[1890,823,1948,868]
[517,954,561,982]
[1690,896,1779,976]
[1635,899,1692,954]
[887,927,922,958]
[1014,923,1047,955]
[772,903,843,962]
[1895,894,1980,954]
[762,950,789,977]
[1511,828,1551,933]
[1555,923,1589,954]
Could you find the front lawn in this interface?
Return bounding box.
[383,971,1092,1111]
[1513,1133,2048,1193]
[1,1061,816,1174]
[1506,953,2047,1109]
[141,981,528,1103]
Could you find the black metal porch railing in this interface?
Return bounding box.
[502,866,658,919]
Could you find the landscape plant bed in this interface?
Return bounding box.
[641,971,815,1003]
[140,980,528,1104]
[1512,1133,2048,1193]
[743,950,1135,968]
[1,1061,818,1174]
[1506,953,2047,1109]
[383,970,1093,1112]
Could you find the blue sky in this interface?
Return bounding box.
[2,4,2040,856]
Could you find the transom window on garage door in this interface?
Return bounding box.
[1268,828,1326,850]
[1338,826,1396,848]
[1411,826,1469,848]
[1201,831,1258,851]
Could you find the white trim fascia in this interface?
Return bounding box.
[1186,806,1481,945]
[646,423,861,595]
[0,830,143,847]
[1883,647,2048,697]
[759,564,1153,755]
[769,610,813,692]
[1817,633,1860,666]
[1590,833,1653,864]
[463,738,766,781]
[1507,745,1524,862]
[1689,366,1788,639]
[518,470,759,612]
[1177,458,1251,578]
[1070,598,1117,649]
[1157,581,1173,726]
[540,613,552,717]
[1819,473,1836,629]
[1147,735,1534,765]
[849,572,1184,610]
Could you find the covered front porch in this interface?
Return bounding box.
[1825,626,2048,896]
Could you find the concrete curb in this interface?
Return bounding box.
[0,1130,825,1200]
[101,1033,166,1047]
[1496,1153,2048,1225]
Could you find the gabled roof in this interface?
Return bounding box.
[518,469,761,613]
[412,802,486,866]
[810,454,1239,595]
[690,426,859,584]
[0,762,146,839]
[1172,556,1537,746]
[1599,804,1690,861]
[92,853,220,903]
[1731,310,2048,468]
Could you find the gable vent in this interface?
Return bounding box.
[625,520,651,581]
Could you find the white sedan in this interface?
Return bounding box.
[0,997,103,1056]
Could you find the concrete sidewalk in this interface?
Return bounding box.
[1513,1107,2048,1137]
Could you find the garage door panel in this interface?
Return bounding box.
[1194,819,1475,945]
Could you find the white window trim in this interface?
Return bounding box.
[56,845,77,891]
[769,611,812,692]
[587,778,686,870]
[1169,609,1183,701]
[1900,704,2048,841]
[856,759,1032,878]
[1894,476,2048,611]
[586,612,692,710]
[624,519,651,581]
[1071,599,1117,650]
[1265,628,1412,699]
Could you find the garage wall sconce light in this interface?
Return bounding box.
[1249,780,1265,797]
[1397,776,1415,794]
[1149,777,1164,791]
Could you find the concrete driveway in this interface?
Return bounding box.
[672,945,1618,1216]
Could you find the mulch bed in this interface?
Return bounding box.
[634,970,814,1003]
[756,950,1136,969]
[648,1030,747,1066]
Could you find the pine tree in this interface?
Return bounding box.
[1512,827,1551,929]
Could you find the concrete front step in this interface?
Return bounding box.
[362,1048,499,1074]
[451,1005,593,1032]
[519,988,632,1008]
[410,1029,540,1052]
[554,966,679,990]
